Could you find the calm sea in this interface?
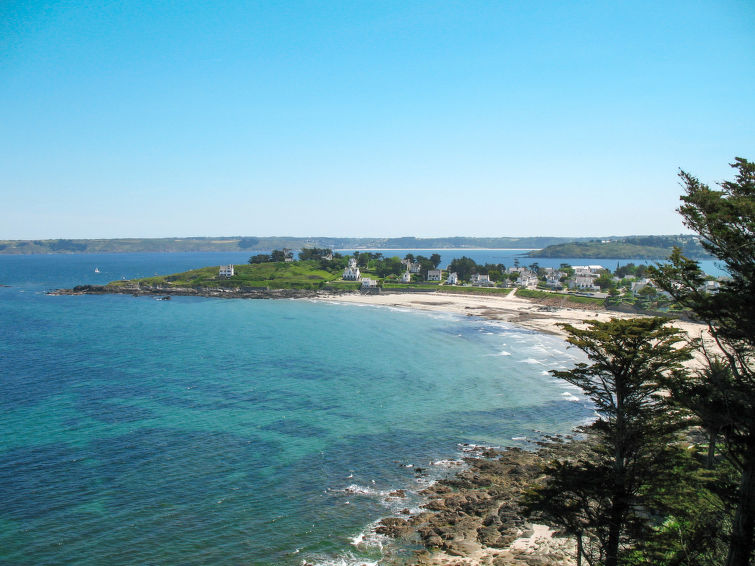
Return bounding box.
[0,251,637,564]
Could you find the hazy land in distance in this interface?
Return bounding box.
[0,234,710,259]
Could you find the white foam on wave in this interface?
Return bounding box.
[350,521,386,550]
[520,357,543,365]
[561,392,581,402]
[307,555,380,566]
[431,459,465,468]
[339,484,385,497]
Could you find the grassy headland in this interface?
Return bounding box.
[106,260,349,291]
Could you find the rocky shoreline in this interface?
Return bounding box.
[375,432,597,566]
[47,283,357,300]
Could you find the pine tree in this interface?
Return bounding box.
[651,157,755,566]
[528,317,691,566]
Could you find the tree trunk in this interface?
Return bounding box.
[725,449,755,566]
[605,497,626,566]
[707,431,717,469]
[576,533,583,566]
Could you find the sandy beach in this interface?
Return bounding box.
[323,289,710,348]
[343,290,712,565]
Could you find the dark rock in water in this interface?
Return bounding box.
[424,534,444,548]
[389,489,407,498]
[375,517,411,537]
[376,429,599,564]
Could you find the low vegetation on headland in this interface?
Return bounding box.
[528,234,712,259]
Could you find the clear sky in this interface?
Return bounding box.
[1,1,753,239]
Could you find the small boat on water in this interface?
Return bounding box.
[94,268,100,273]
[156,296,171,301]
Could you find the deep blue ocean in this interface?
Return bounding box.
[0,250,717,565]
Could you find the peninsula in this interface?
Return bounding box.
[50,254,709,344]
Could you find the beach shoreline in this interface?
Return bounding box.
[318,289,709,344]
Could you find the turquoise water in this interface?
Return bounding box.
[0,253,593,565]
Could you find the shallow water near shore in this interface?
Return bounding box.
[0,253,594,565]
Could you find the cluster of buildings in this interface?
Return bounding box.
[335,257,725,298]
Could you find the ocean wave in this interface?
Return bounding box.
[350,520,386,550]
[339,484,386,497]
[307,555,380,566]
[430,458,465,468]
[561,392,581,402]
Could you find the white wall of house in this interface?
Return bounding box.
[343,267,361,280]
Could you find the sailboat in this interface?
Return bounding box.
[94,268,100,273]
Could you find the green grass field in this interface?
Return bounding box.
[515,288,605,305]
[108,261,343,290]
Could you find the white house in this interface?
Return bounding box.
[700,280,721,295]
[631,278,664,294]
[573,265,604,275]
[400,271,412,283]
[545,271,564,288]
[470,273,493,287]
[408,262,421,274]
[516,271,539,288]
[426,269,442,281]
[343,266,361,281]
[361,278,378,288]
[219,264,235,277]
[446,272,459,285]
[574,272,600,290]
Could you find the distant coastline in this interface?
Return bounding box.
[0,234,705,257]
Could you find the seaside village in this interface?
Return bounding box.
[339,254,722,299]
[226,248,724,305]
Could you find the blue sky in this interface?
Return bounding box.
[1,1,753,239]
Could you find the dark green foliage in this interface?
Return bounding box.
[528,318,691,566]
[595,271,615,290]
[651,157,755,566]
[371,256,404,277]
[298,247,333,261]
[249,254,271,264]
[237,237,260,249]
[447,256,478,281]
[49,239,87,252]
[625,444,733,566]
[615,263,650,279]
